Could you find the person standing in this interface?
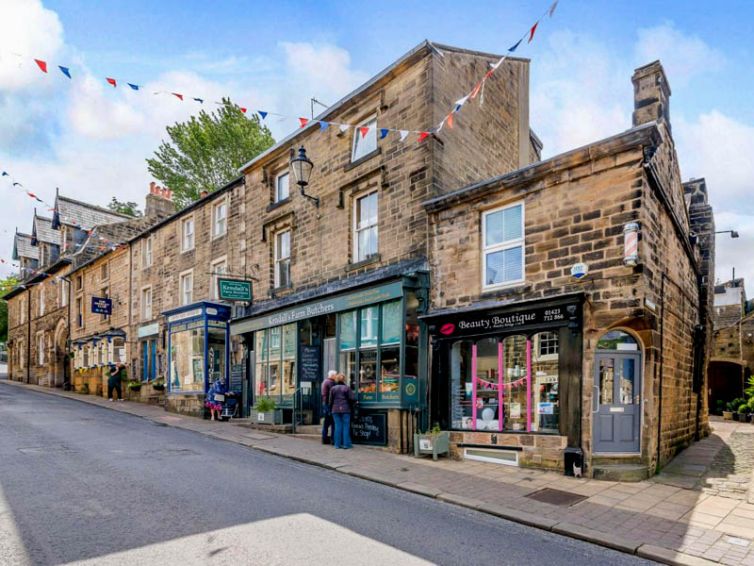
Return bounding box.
[205,378,226,421]
[107,362,125,402]
[329,373,355,449]
[321,370,336,444]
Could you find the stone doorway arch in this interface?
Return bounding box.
[53,319,68,388]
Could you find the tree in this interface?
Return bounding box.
[0,274,20,343]
[147,98,275,208]
[107,197,142,217]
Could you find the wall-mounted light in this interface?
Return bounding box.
[290,146,318,208]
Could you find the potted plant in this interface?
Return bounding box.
[151,379,165,392]
[723,400,735,420]
[127,380,142,392]
[715,400,725,416]
[414,423,450,461]
[250,397,282,424]
[739,403,752,424]
[748,397,754,423]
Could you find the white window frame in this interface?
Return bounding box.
[38,286,45,317]
[181,216,195,252]
[76,297,83,328]
[179,269,194,306]
[210,256,228,300]
[37,331,46,366]
[353,190,379,263]
[536,331,559,361]
[274,230,291,289]
[141,286,153,320]
[212,199,228,239]
[59,279,68,308]
[351,115,378,162]
[143,236,153,268]
[481,201,525,291]
[19,295,26,324]
[275,171,290,203]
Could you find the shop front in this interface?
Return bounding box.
[424,295,584,471]
[72,329,127,396]
[164,302,231,416]
[230,275,429,452]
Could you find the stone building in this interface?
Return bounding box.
[229,41,537,451]
[421,61,714,479]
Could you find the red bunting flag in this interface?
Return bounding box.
[447,113,454,129]
[240,107,247,114]
[528,22,539,43]
[485,69,494,79]
[359,126,370,138]
[298,117,309,128]
[34,59,48,73]
[470,81,483,100]
[418,132,430,142]
[172,92,184,101]
[106,77,117,87]
[27,192,37,199]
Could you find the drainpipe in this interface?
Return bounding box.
[656,274,666,472]
[26,287,31,384]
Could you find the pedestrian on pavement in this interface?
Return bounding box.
[329,373,355,449]
[205,378,226,421]
[107,362,125,402]
[321,370,337,444]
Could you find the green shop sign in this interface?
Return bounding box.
[231,280,404,335]
[218,278,252,302]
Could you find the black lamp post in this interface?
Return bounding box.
[715,230,739,239]
[290,146,318,207]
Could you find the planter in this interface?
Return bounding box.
[733,413,742,422]
[251,409,284,425]
[413,431,450,461]
[723,411,733,421]
[152,383,165,392]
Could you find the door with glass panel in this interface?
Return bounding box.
[593,352,641,453]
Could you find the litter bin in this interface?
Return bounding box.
[563,447,584,476]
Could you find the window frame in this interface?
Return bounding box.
[274,230,291,289]
[275,170,290,203]
[210,256,228,300]
[59,279,68,308]
[142,236,153,268]
[179,269,194,306]
[101,261,109,282]
[38,285,45,317]
[351,115,378,162]
[481,201,525,291]
[37,331,45,366]
[212,198,228,239]
[76,297,83,328]
[141,286,153,320]
[181,216,195,253]
[353,190,379,263]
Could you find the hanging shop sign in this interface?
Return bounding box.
[218,278,252,302]
[91,297,112,315]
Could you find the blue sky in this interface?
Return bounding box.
[2,0,754,291]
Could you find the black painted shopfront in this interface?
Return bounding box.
[424,294,584,449]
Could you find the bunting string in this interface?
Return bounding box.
[0,0,558,145]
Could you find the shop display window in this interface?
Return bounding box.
[254,323,297,402]
[170,328,205,392]
[450,331,560,434]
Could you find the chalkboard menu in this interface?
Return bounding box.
[300,346,321,383]
[229,364,244,393]
[351,412,387,446]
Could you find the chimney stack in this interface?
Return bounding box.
[632,60,671,132]
[145,182,175,219]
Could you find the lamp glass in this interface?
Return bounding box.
[290,147,313,187]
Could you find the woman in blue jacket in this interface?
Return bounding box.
[205,378,226,421]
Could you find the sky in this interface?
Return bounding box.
[1,0,753,294]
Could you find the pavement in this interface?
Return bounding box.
[3,377,754,565]
[0,380,648,566]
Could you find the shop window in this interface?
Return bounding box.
[82,344,89,367]
[170,327,205,392]
[482,202,524,289]
[113,337,126,364]
[351,116,377,162]
[254,323,297,401]
[353,191,378,262]
[449,332,560,434]
[275,171,289,203]
[274,230,291,288]
[207,328,227,386]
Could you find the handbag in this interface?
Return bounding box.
[214,393,225,403]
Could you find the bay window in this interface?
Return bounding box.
[482,202,524,289]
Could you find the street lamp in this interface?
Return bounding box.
[715,230,739,239]
[290,146,318,207]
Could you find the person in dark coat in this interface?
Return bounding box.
[328,373,356,449]
[107,363,125,401]
[321,370,337,445]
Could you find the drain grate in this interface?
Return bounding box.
[524,488,587,507]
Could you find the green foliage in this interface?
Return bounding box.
[738,403,750,414]
[254,396,276,412]
[0,274,20,342]
[147,98,275,208]
[715,400,725,414]
[107,197,142,217]
[744,374,754,400]
[127,380,141,391]
[728,398,746,412]
[748,397,754,412]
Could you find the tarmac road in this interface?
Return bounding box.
[0,381,653,565]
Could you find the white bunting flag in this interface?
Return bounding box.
[399,130,409,142]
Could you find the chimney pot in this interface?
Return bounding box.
[200,190,209,199]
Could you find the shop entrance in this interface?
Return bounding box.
[593,331,642,453]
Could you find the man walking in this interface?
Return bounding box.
[321,370,336,444]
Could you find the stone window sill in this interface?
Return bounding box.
[479,283,531,300]
[344,148,381,172]
[266,197,291,213]
[346,254,381,273]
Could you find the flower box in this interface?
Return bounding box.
[413,431,450,461]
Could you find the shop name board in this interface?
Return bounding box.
[167,308,202,323]
[231,281,403,334]
[432,303,579,338]
[91,297,112,315]
[137,323,159,338]
[218,278,252,302]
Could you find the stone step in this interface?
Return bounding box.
[592,463,650,482]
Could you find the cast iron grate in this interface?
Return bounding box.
[524,488,587,507]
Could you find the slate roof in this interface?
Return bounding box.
[56,195,129,230]
[32,215,62,245]
[12,232,38,260]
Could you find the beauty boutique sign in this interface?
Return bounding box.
[427,300,581,339]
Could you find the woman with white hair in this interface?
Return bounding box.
[321,370,337,444]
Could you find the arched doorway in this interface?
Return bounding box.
[53,319,68,388]
[593,330,642,453]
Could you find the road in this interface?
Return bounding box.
[0,381,653,565]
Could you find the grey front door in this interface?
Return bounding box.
[593,353,641,453]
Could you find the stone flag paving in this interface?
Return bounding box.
[3,379,754,566]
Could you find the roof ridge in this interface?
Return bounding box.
[58,194,131,219]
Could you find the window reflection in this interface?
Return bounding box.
[599,358,614,404]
